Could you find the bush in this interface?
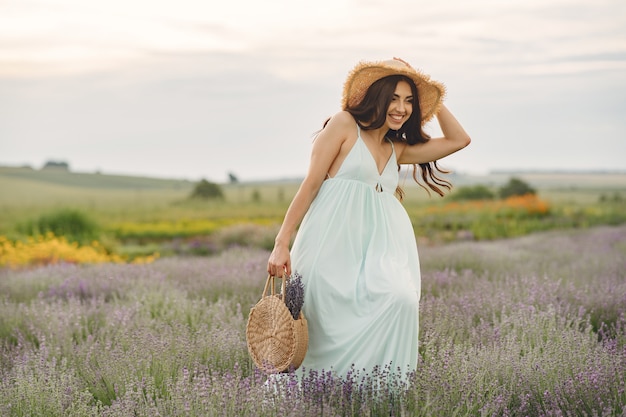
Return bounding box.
[251,189,261,203]
[18,209,100,243]
[599,192,623,203]
[450,185,495,201]
[499,177,536,199]
[189,179,224,200]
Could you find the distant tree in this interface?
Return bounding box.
[251,189,261,203]
[190,179,224,200]
[228,172,239,184]
[499,177,536,199]
[42,160,70,171]
[450,185,495,201]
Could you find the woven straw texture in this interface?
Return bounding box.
[341,58,446,125]
[246,277,308,374]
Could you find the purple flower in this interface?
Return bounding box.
[284,272,304,320]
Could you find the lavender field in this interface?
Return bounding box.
[1,225,625,416]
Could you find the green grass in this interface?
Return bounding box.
[0,166,193,189]
[1,166,625,245]
[0,171,297,232]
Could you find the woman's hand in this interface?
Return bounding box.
[267,244,291,277]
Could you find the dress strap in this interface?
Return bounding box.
[356,123,361,138]
[385,137,395,154]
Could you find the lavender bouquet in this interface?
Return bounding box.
[284,272,305,320]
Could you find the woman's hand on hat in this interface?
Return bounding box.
[393,57,414,69]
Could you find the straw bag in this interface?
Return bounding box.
[246,275,308,374]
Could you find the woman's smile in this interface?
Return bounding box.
[389,113,405,123]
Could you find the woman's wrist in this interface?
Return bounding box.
[274,234,291,248]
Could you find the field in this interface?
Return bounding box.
[1,166,625,415]
[1,225,625,415]
[1,167,626,250]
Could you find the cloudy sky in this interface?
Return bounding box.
[1,0,625,182]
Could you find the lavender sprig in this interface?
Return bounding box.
[285,272,305,320]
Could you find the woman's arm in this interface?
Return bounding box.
[267,111,352,276]
[396,104,471,164]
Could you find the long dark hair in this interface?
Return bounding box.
[347,74,451,198]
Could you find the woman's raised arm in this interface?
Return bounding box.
[396,104,471,165]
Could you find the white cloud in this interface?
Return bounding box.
[1,0,625,179]
[2,0,624,79]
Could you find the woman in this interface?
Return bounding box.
[267,57,470,378]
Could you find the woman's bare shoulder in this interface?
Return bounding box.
[326,110,355,129]
[314,111,355,142]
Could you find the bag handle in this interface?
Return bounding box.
[262,274,287,298]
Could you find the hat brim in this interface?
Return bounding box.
[341,60,446,125]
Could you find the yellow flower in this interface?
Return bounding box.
[0,234,157,269]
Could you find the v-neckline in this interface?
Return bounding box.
[359,135,394,177]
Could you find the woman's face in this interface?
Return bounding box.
[386,80,413,130]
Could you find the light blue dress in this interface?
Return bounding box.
[290,123,421,378]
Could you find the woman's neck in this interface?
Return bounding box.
[361,125,390,144]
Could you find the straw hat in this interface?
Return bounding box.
[341,57,445,125]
